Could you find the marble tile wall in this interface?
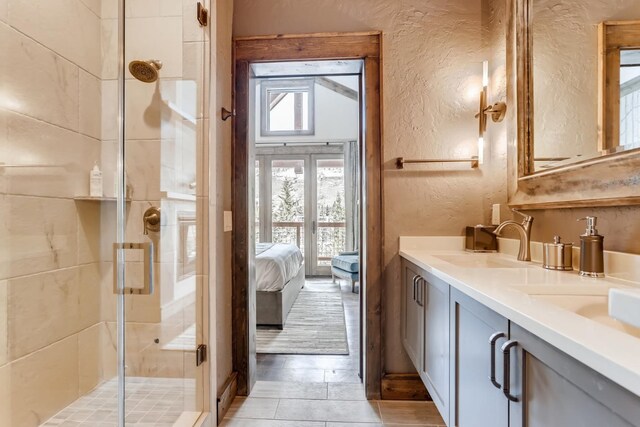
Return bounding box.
[0,0,107,424]
[0,335,80,426]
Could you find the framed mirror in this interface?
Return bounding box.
[508,0,640,208]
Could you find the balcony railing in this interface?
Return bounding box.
[261,221,346,262]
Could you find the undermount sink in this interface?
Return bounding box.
[530,292,640,339]
[609,288,640,329]
[433,253,527,269]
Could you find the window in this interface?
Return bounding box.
[260,79,314,136]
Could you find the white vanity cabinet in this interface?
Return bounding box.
[400,257,640,427]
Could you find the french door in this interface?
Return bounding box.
[256,153,348,276]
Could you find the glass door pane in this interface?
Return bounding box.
[120,0,207,424]
[313,157,346,276]
[0,1,121,425]
[255,159,262,242]
[271,159,306,257]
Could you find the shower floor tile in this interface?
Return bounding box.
[41,377,196,427]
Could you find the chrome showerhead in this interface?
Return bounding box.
[128,59,163,83]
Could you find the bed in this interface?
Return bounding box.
[255,243,305,328]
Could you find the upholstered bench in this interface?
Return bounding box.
[331,251,360,293]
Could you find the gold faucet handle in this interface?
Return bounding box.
[512,208,533,223]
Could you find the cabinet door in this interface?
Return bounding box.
[450,288,509,427]
[421,271,450,422]
[401,260,424,370]
[509,323,640,427]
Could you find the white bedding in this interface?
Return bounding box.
[255,243,304,291]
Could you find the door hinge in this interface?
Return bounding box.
[196,344,207,366]
[197,2,208,27]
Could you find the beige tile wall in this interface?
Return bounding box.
[0,0,7,22]
[0,335,80,426]
[9,0,102,76]
[0,24,80,130]
[0,0,106,423]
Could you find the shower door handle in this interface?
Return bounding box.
[112,241,154,295]
[312,220,317,234]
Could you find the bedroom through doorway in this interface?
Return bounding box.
[249,60,364,388]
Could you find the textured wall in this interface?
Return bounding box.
[525,206,640,254]
[233,0,507,373]
[532,0,640,163]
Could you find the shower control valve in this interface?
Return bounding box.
[143,207,161,235]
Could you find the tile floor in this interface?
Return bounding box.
[222,279,446,426]
[221,382,446,426]
[41,377,195,426]
[256,279,361,383]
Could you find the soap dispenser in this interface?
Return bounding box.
[577,216,604,278]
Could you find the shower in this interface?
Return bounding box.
[1,0,210,420]
[128,59,163,83]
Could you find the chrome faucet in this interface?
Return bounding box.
[493,209,533,261]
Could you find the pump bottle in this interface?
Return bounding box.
[577,216,604,278]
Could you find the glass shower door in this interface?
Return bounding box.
[0,0,207,425]
[116,0,208,425]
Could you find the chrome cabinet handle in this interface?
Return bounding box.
[113,241,154,295]
[501,340,519,402]
[489,332,506,389]
[412,275,419,301]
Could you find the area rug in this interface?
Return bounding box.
[256,282,349,355]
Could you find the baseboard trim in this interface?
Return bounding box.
[217,371,238,425]
[381,373,430,400]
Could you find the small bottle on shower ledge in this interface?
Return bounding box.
[89,162,103,198]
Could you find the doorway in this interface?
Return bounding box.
[250,67,362,391]
[232,32,383,399]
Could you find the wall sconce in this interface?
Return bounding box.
[475,61,507,164]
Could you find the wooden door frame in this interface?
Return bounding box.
[232,32,384,399]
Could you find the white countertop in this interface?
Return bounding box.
[399,236,640,397]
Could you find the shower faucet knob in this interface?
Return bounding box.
[143,207,161,235]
